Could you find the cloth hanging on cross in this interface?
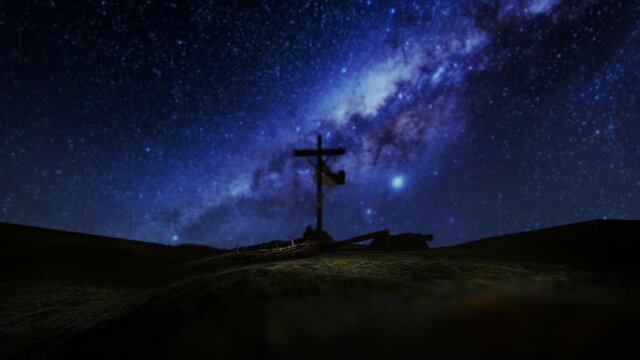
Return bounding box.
[309,158,346,187]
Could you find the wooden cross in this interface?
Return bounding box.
[293,134,346,232]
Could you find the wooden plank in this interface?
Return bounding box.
[334,230,389,246]
[293,148,346,157]
[319,230,388,251]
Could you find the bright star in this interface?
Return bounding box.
[391,175,405,189]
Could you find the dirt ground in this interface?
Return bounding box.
[1,220,639,359]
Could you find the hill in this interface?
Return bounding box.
[440,219,640,271]
[1,220,639,359]
[0,222,220,285]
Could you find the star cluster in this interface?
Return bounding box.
[1,0,638,247]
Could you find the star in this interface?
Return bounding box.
[391,175,406,190]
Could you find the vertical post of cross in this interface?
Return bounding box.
[316,134,323,232]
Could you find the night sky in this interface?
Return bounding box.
[1,0,639,248]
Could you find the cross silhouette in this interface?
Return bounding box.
[293,134,346,232]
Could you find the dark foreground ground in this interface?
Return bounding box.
[1,220,639,359]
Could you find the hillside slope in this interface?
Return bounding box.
[441,219,640,271]
[0,222,219,285]
[2,220,639,359]
[0,222,219,359]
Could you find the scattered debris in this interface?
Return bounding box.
[231,229,433,261]
[231,240,320,261]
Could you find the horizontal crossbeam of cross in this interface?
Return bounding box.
[293,148,346,157]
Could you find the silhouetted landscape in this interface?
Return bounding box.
[2,220,639,359]
[2,1,639,359]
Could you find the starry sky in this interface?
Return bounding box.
[1,0,639,248]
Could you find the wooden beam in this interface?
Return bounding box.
[293,148,346,157]
[335,230,389,245]
[320,229,390,251]
[316,135,322,231]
